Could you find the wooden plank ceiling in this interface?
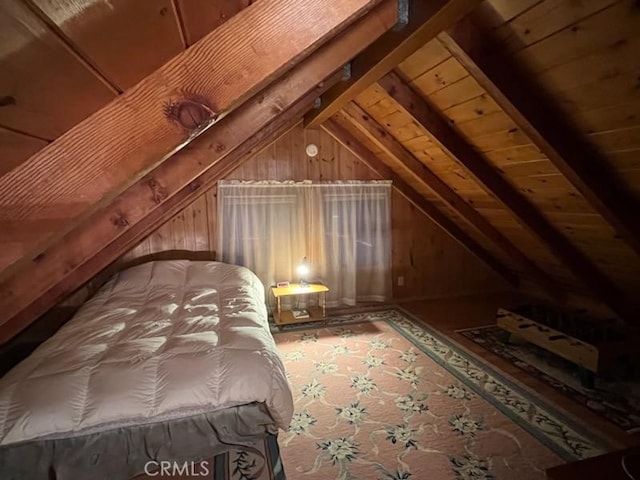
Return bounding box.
[327,0,640,319]
[0,0,639,340]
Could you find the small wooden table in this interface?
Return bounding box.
[271,283,329,326]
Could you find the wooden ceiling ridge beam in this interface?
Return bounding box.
[438,15,640,258]
[0,1,399,342]
[0,0,386,282]
[304,0,482,128]
[322,115,519,287]
[378,71,635,322]
[341,101,563,302]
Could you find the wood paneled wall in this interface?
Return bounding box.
[389,188,512,300]
[120,122,512,300]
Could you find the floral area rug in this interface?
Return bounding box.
[273,309,615,480]
[458,325,640,434]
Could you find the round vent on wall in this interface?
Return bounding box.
[305,143,319,157]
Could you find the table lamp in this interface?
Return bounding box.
[296,257,310,287]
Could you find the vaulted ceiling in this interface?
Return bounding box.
[1,0,639,341]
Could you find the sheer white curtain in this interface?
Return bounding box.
[217,182,309,290]
[217,180,391,306]
[319,183,391,304]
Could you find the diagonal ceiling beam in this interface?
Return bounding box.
[341,101,563,302]
[438,16,640,258]
[378,70,635,322]
[0,0,399,341]
[0,0,387,281]
[0,101,307,344]
[323,113,519,287]
[304,0,482,128]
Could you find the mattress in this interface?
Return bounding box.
[0,260,294,479]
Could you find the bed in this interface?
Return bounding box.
[0,260,294,479]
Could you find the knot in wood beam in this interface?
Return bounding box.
[111,214,130,229]
[148,178,168,204]
[164,92,218,132]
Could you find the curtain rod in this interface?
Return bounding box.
[219,180,392,187]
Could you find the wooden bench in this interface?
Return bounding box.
[497,307,636,388]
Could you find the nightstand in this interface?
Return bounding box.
[271,283,329,326]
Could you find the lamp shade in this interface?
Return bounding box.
[296,257,310,285]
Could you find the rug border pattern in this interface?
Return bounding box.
[273,307,616,462]
[457,324,639,434]
[388,308,615,461]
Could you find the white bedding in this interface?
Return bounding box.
[0,260,294,446]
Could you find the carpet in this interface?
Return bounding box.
[458,324,640,434]
[273,309,615,480]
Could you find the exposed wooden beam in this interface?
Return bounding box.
[0,1,398,341]
[378,71,635,321]
[322,115,518,287]
[341,101,562,302]
[304,0,481,128]
[0,0,386,281]
[438,16,640,258]
[0,102,305,344]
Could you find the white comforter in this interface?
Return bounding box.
[0,261,293,446]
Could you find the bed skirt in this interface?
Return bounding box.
[131,433,286,480]
[1,403,282,480]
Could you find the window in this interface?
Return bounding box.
[218,181,391,306]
